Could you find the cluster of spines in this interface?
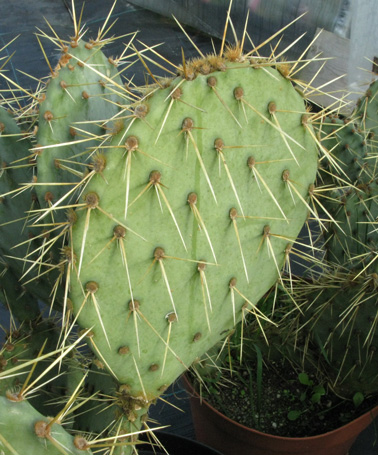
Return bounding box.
[0,106,57,319]
[291,79,378,399]
[0,319,94,454]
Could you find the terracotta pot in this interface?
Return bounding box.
[182,375,378,455]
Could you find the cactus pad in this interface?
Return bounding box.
[68,58,319,401]
[0,395,92,454]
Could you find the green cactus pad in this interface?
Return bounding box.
[324,182,378,268]
[68,58,319,401]
[73,360,149,452]
[0,265,41,321]
[0,320,84,417]
[299,80,378,399]
[301,270,378,397]
[356,78,378,132]
[0,106,55,314]
[36,40,125,218]
[0,395,92,454]
[320,116,370,186]
[0,106,36,268]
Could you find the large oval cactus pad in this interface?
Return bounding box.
[69,59,318,401]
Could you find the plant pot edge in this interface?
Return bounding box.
[181,374,378,455]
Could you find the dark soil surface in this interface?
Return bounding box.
[199,360,378,437]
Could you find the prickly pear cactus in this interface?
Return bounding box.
[319,113,377,266]
[1,34,128,318]
[68,56,319,406]
[0,106,53,317]
[298,79,378,399]
[36,39,125,216]
[357,78,378,132]
[0,3,333,453]
[0,395,92,454]
[0,266,40,321]
[0,320,84,417]
[72,359,150,446]
[300,271,378,397]
[0,106,35,258]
